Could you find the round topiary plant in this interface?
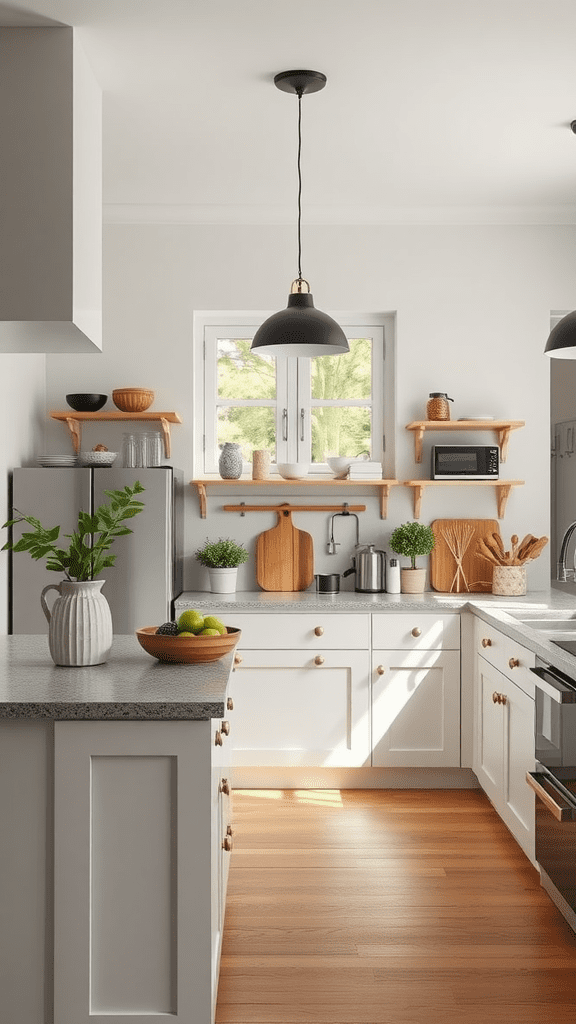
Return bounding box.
[389,521,435,569]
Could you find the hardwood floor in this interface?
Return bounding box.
[216,788,576,1024]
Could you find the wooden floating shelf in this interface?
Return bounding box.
[190,478,401,519]
[50,411,182,458]
[406,420,525,463]
[403,480,525,520]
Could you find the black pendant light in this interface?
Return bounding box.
[544,122,576,357]
[251,70,349,357]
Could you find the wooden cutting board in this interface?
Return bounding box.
[430,519,501,593]
[256,505,314,592]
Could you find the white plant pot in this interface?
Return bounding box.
[208,567,238,594]
[400,568,427,594]
[40,579,113,666]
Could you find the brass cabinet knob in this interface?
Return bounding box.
[500,693,508,706]
[376,665,385,675]
[234,653,243,665]
[227,696,234,711]
[482,638,492,648]
[314,655,325,666]
[492,691,500,703]
[221,778,230,795]
[226,824,233,837]
[215,730,223,746]
[314,626,324,636]
[221,720,230,736]
[508,657,519,669]
[222,835,233,852]
[411,627,422,637]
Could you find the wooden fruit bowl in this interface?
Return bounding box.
[136,625,241,664]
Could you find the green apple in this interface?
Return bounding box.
[177,609,204,634]
[203,615,226,635]
[178,631,195,637]
[199,628,221,636]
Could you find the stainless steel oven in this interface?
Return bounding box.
[527,656,576,930]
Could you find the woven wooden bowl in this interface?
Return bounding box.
[136,626,241,664]
[112,388,155,413]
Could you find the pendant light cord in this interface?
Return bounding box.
[297,90,303,282]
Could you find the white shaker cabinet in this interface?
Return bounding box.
[229,613,371,767]
[371,613,461,768]
[53,717,233,1024]
[473,619,536,863]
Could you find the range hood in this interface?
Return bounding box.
[0,27,102,353]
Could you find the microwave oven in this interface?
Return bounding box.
[431,444,499,479]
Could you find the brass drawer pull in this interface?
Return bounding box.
[215,730,223,746]
[411,627,421,637]
[492,691,500,704]
[482,638,492,648]
[376,665,385,675]
[221,720,230,736]
[314,626,324,636]
[492,692,508,705]
[222,835,233,852]
[314,655,325,666]
[221,778,230,795]
[508,657,520,669]
[227,696,234,711]
[234,653,243,665]
[226,824,233,836]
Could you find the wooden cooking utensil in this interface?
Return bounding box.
[256,504,314,592]
[522,535,549,563]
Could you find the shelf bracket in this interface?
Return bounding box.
[413,427,425,464]
[496,484,512,519]
[379,483,392,519]
[159,417,171,458]
[65,417,81,454]
[196,483,207,519]
[411,484,425,519]
[496,427,511,463]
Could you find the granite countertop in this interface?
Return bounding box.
[0,635,233,721]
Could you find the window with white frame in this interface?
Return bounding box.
[198,317,395,476]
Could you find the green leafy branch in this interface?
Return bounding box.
[2,481,145,582]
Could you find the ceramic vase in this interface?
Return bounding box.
[40,579,113,666]
[218,443,243,479]
[208,567,238,594]
[400,568,426,594]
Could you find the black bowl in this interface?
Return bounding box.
[66,393,108,412]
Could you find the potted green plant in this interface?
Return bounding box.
[389,521,435,594]
[194,536,249,593]
[2,481,145,666]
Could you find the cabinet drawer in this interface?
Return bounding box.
[227,613,370,650]
[372,613,460,651]
[475,620,535,697]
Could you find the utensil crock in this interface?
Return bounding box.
[315,573,340,593]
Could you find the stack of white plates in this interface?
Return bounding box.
[37,455,79,468]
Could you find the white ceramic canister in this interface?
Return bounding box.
[386,558,401,594]
[218,443,243,479]
[40,579,113,666]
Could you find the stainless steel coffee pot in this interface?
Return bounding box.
[343,544,386,593]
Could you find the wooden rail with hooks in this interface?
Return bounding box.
[190,479,399,518]
[222,502,367,516]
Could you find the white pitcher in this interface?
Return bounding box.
[40,579,113,666]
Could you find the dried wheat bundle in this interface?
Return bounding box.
[442,522,475,592]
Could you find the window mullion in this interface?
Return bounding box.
[297,356,311,462]
[285,358,299,462]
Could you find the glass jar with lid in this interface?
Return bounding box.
[426,393,454,421]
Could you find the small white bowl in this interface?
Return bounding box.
[277,463,309,480]
[327,457,353,479]
[79,451,118,467]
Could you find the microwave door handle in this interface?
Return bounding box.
[526,772,576,822]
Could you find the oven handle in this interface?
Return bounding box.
[530,665,576,703]
[526,771,576,822]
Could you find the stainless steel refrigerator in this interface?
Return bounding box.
[10,467,183,634]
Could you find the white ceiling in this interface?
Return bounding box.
[3,0,576,223]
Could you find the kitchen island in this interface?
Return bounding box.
[0,636,235,1024]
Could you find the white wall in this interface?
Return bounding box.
[42,221,576,593]
[0,355,46,633]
